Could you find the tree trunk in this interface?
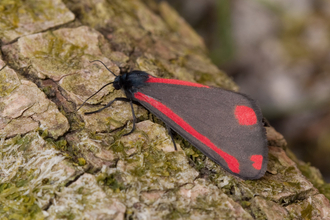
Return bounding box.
[0,0,329,219]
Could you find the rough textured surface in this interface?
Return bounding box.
[0,132,81,219]
[0,0,75,44]
[0,0,330,219]
[46,173,126,220]
[0,66,69,139]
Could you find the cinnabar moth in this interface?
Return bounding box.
[78,61,268,180]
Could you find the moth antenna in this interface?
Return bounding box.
[90,60,118,77]
[77,82,113,111]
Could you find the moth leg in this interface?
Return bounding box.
[83,97,130,115]
[123,100,136,136]
[262,117,271,127]
[166,125,177,151]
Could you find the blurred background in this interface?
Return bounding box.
[163,0,330,182]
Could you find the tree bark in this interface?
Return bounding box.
[0,0,329,219]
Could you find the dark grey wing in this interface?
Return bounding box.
[133,83,268,180]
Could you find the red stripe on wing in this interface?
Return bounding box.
[134,92,240,174]
[146,76,209,88]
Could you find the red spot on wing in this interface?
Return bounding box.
[134,92,240,174]
[146,76,209,88]
[250,155,263,170]
[234,105,257,125]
